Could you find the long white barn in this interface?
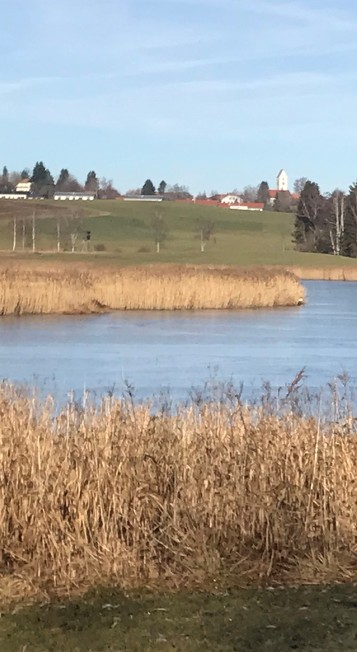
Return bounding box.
[54,192,95,201]
[0,193,28,200]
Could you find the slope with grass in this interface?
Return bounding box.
[1,198,357,270]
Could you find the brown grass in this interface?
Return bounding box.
[0,262,304,314]
[0,385,356,603]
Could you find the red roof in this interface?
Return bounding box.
[194,199,219,206]
[268,189,278,198]
[244,202,264,209]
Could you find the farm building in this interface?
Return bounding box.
[220,194,243,205]
[123,196,164,202]
[54,192,96,201]
[230,202,264,212]
[16,179,32,194]
[0,193,28,200]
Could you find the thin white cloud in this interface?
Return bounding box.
[250,0,356,31]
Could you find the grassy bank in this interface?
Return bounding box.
[0,262,304,314]
[0,384,356,605]
[1,584,357,651]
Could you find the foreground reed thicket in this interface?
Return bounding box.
[0,384,356,603]
[0,262,304,314]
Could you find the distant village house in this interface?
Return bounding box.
[16,179,32,194]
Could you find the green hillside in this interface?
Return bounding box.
[0,198,356,268]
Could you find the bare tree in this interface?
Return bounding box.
[22,219,26,250]
[98,178,120,199]
[32,210,36,252]
[70,231,79,253]
[293,177,308,194]
[197,218,214,252]
[328,190,345,256]
[242,185,258,202]
[151,212,168,253]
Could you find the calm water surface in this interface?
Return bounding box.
[0,280,356,403]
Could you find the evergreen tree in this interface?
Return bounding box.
[257,181,269,206]
[56,168,70,188]
[85,171,98,194]
[141,179,156,195]
[31,161,54,198]
[0,165,11,192]
[342,182,357,257]
[294,180,323,251]
[158,180,167,195]
[21,169,30,179]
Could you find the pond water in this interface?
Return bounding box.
[0,280,356,404]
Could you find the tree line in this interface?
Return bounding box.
[0,163,120,199]
[130,179,193,200]
[294,180,357,258]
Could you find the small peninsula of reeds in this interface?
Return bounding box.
[0,384,356,603]
[0,262,304,314]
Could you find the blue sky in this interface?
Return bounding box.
[1,0,357,194]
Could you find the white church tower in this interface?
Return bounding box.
[277,169,288,191]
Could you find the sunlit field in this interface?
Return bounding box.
[1,198,357,270]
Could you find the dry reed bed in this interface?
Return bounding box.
[0,263,304,314]
[289,266,357,281]
[0,385,356,603]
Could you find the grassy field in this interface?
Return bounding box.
[1,585,357,651]
[1,198,357,269]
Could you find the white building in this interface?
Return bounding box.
[54,192,95,201]
[16,179,32,193]
[277,169,288,191]
[0,193,28,200]
[123,196,163,202]
[230,203,263,212]
[220,194,242,205]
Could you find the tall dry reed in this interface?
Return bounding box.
[289,266,357,281]
[0,384,356,603]
[0,262,304,314]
